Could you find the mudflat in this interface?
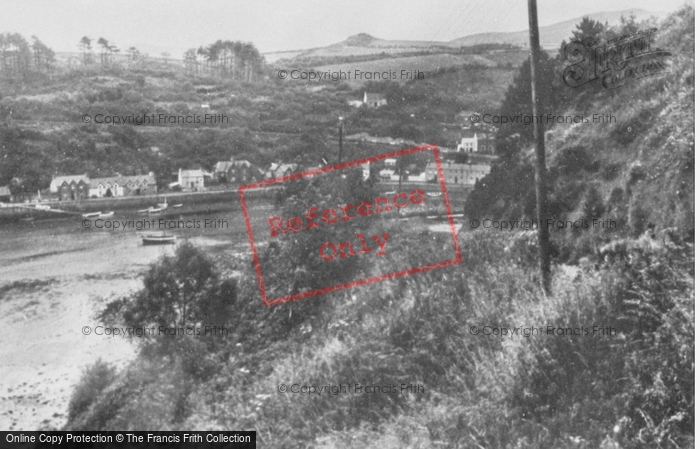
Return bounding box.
[0,216,240,430]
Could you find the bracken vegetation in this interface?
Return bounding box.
[62,6,694,448]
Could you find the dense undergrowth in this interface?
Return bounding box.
[66,227,693,448]
[65,6,694,448]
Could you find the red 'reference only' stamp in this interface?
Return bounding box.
[238,144,462,306]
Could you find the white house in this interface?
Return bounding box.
[363,92,387,108]
[178,169,206,191]
[426,162,491,186]
[88,173,157,198]
[458,133,496,154]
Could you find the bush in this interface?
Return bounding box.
[67,359,117,422]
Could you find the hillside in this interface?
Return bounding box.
[282,8,667,65]
[451,9,666,48]
[466,5,694,252]
[59,6,695,449]
[312,53,497,86]
[290,33,450,60]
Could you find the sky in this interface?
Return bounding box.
[0,0,689,56]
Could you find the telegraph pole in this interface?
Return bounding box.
[528,0,551,295]
[338,117,344,164]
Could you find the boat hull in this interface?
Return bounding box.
[142,235,176,245]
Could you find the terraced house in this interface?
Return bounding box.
[88,173,157,198]
[49,174,90,201]
[425,161,491,186]
[49,173,157,200]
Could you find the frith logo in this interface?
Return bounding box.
[562,28,672,90]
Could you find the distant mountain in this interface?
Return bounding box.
[276,9,669,62]
[285,33,452,61]
[450,9,667,49]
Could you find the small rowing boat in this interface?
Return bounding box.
[82,212,100,218]
[142,233,176,245]
[98,211,114,218]
[172,204,183,208]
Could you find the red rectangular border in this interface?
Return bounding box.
[238,144,462,306]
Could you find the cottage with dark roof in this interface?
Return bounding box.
[265,163,298,180]
[214,159,259,184]
[50,174,90,201]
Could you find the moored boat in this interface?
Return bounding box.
[98,211,114,218]
[142,233,176,245]
[82,212,101,218]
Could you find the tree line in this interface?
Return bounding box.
[0,33,55,77]
[184,40,263,81]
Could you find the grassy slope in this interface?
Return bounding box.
[467,7,694,263]
[63,6,693,448]
[557,8,694,237]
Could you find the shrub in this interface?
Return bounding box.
[67,359,117,422]
[628,201,649,238]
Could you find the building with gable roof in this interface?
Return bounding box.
[458,132,496,154]
[50,174,90,201]
[178,169,207,191]
[265,163,298,180]
[425,161,491,186]
[363,92,387,108]
[214,159,260,184]
[89,173,157,198]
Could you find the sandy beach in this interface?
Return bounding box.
[0,209,248,430]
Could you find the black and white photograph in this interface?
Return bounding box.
[0,1,695,447]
